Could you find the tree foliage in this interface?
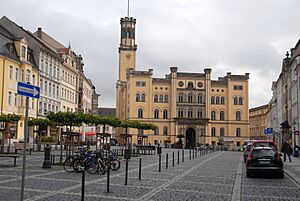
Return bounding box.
[28,118,52,126]
[0,114,21,122]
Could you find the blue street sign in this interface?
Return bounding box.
[267,128,273,134]
[17,82,40,99]
[264,129,267,134]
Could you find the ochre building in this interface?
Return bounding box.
[116,17,250,147]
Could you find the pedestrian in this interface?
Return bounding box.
[281,141,292,162]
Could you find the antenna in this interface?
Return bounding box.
[127,0,130,17]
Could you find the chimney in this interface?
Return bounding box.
[37,27,42,38]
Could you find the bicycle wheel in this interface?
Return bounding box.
[111,159,121,171]
[86,158,98,175]
[97,159,106,175]
[63,157,74,173]
[73,158,84,173]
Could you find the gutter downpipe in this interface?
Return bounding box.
[1,58,6,115]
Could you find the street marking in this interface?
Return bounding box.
[231,155,242,201]
[284,168,300,188]
[138,152,224,201]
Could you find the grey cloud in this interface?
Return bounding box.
[2,0,300,108]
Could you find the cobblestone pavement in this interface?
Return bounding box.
[0,149,299,201]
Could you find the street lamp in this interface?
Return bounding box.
[292,121,298,155]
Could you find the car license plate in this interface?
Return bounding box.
[259,160,270,164]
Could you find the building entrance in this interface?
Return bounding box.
[186,128,196,148]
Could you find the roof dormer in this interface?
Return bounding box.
[14,37,28,62]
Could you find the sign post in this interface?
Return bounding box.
[18,82,40,201]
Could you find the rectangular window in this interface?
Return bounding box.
[56,86,59,98]
[41,59,44,72]
[45,61,48,74]
[15,68,19,81]
[40,79,43,94]
[8,91,12,105]
[44,81,47,95]
[21,46,26,58]
[31,99,34,110]
[9,65,13,80]
[26,70,31,83]
[14,93,17,106]
[49,83,51,97]
[49,63,52,76]
[21,69,24,82]
[32,74,35,85]
[21,96,24,107]
[234,85,243,90]
[136,81,146,87]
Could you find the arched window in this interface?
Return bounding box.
[211,96,215,104]
[178,110,183,118]
[163,126,168,135]
[239,97,243,105]
[197,110,203,118]
[236,111,241,121]
[220,111,225,120]
[164,95,168,103]
[221,96,225,104]
[188,94,193,103]
[236,128,241,137]
[234,97,238,105]
[154,127,159,135]
[188,110,193,118]
[211,111,216,120]
[178,94,184,103]
[187,82,194,88]
[154,94,158,102]
[154,109,160,119]
[159,94,164,102]
[136,93,140,102]
[220,127,225,137]
[163,109,168,119]
[216,96,220,104]
[198,95,203,103]
[141,93,145,102]
[212,127,216,137]
[138,108,143,118]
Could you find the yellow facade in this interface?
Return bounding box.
[116,17,250,148]
[249,104,270,140]
[0,38,39,142]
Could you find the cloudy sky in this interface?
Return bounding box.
[1,0,300,108]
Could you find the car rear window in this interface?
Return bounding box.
[253,142,273,147]
[252,149,275,158]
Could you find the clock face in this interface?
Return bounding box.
[198,82,203,88]
[126,53,131,58]
[178,81,184,87]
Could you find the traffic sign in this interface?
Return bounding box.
[17,82,40,99]
[267,128,273,134]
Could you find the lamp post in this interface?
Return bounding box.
[293,121,298,149]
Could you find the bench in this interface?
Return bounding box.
[0,154,19,166]
[15,143,33,154]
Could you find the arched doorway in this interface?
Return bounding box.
[186,128,196,148]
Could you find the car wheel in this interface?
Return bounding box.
[246,170,251,177]
[278,171,284,179]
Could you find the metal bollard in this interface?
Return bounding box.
[159,154,161,172]
[178,151,180,164]
[166,153,168,169]
[182,149,184,162]
[139,158,142,180]
[125,159,128,185]
[189,148,191,160]
[193,148,194,159]
[81,169,85,201]
[107,162,111,193]
[172,152,174,167]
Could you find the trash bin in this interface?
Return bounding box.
[294,145,299,157]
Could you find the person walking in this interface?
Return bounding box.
[281,141,292,162]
